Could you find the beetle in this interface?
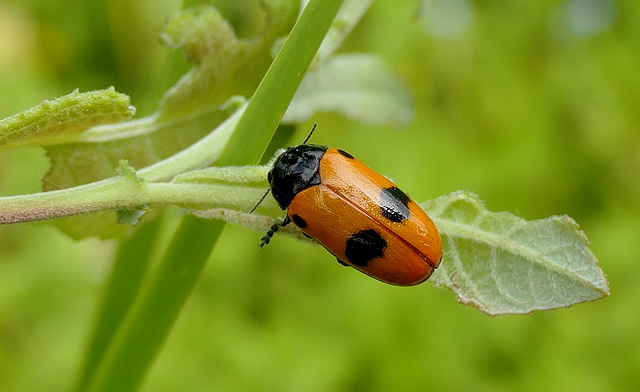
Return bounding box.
[257,128,442,286]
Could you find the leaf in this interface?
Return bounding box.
[283,53,414,127]
[0,88,134,150]
[41,108,226,239]
[158,3,298,120]
[159,5,238,63]
[44,4,296,188]
[425,191,610,315]
[37,3,297,239]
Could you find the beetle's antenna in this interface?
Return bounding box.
[302,123,317,144]
[249,188,271,214]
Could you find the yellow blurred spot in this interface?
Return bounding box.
[0,4,38,72]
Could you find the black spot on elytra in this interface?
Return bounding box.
[337,149,354,159]
[345,229,386,267]
[379,186,411,223]
[291,214,307,228]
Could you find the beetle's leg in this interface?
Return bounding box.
[260,215,291,247]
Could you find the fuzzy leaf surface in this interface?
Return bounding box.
[425,191,609,315]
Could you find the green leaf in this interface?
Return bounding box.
[284,53,414,127]
[159,5,237,62]
[38,5,283,166]
[425,191,610,315]
[37,2,297,239]
[0,88,134,150]
[116,206,148,225]
[158,3,297,120]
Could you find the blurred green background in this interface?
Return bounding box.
[0,0,638,391]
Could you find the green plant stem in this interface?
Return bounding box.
[76,220,161,391]
[86,218,224,392]
[0,176,270,225]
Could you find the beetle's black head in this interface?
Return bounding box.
[268,144,328,210]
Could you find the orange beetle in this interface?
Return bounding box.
[260,144,442,286]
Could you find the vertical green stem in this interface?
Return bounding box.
[76,220,160,391]
[86,219,224,392]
